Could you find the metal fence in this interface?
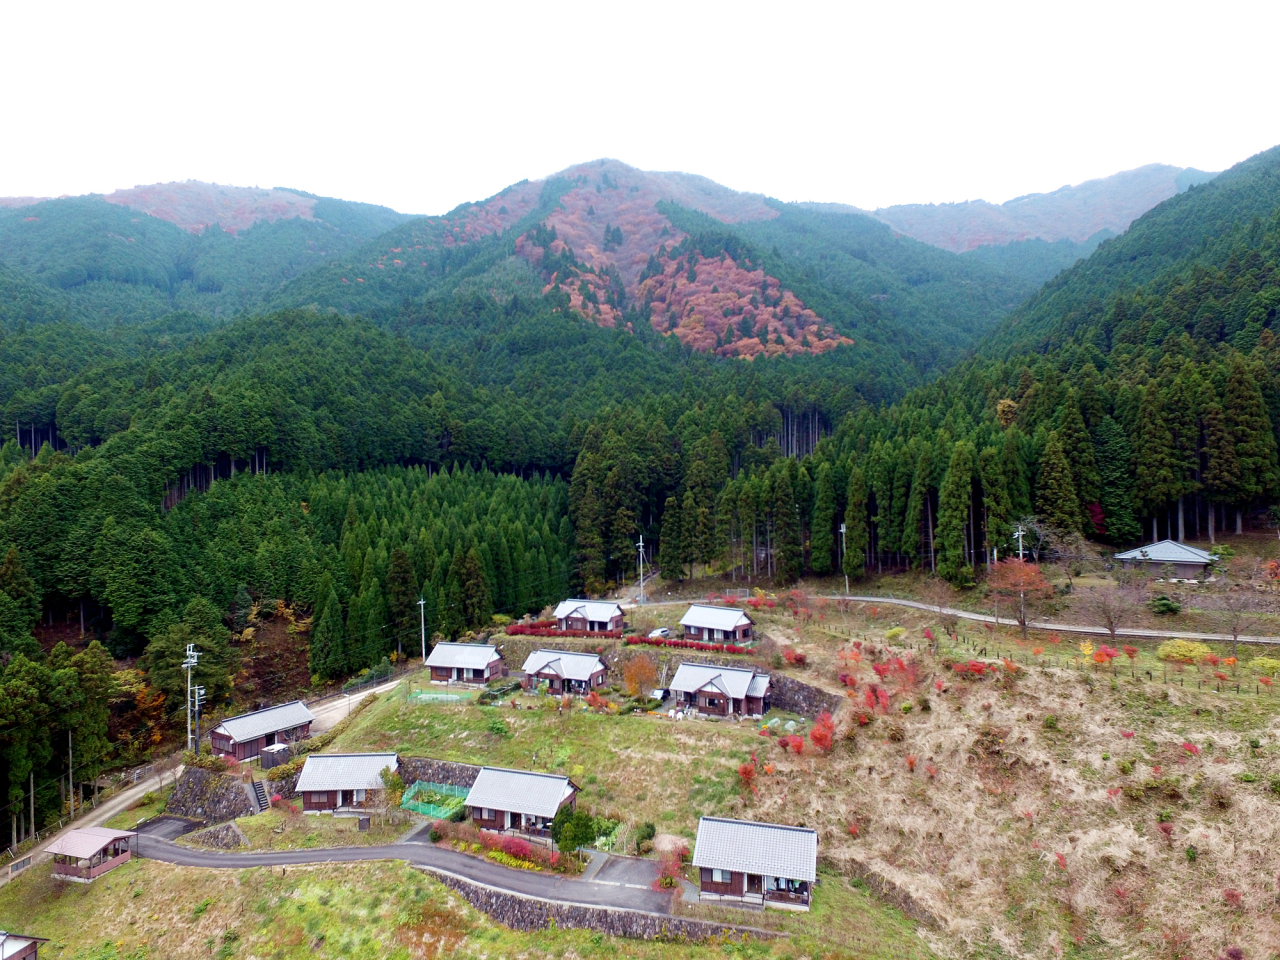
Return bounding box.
[401,781,468,819]
[407,691,466,705]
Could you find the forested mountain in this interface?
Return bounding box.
[870,163,1217,252]
[4,146,1279,841]
[0,186,410,323]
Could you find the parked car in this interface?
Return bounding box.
[648,627,671,639]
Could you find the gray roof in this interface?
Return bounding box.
[522,649,606,682]
[554,599,624,622]
[295,753,398,793]
[426,643,501,670]
[692,816,817,882]
[465,766,576,819]
[1114,540,1216,564]
[679,604,753,631]
[669,662,768,700]
[213,700,314,743]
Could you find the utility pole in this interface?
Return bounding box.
[1014,526,1026,561]
[840,523,849,596]
[182,644,199,752]
[636,534,646,605]
[193,685,206,754]
[418,598,427,664]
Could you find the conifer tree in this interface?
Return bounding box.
[772,468,803,583]
[842,466,868,581]
[1200,396,1238,541]
[1056,390,1100,522]
[657,495,684,583]
[810,462,836,575]
[1093,416,1142,544]
[1226,355,1279,529]
[385,548,417,655]
[1036,431,1081,534]
[460,547,493,628]
[936,442,975,584]
[309,586,346,681]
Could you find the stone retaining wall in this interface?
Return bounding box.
[419,866,781,942]
[166,768,256,824]
[398,757,481,788]
[825,853,941,928]
[188,821,248,850]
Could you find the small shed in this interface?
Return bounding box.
[295,753,399,813]
[426,643,504,684]
[521,649,607,695]
[465,766,577,837]
[1114,540,1217,579]
[0,931,49,960]
[692,816,818,911]
[260,742,291,770]
[679,604,755,644]
[552,600,625,633]
[210,700,315,760]
[669,662,770,717]
[46,827,136,882]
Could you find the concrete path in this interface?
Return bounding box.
[836,594,1280,646]
[136,835,674,913]
[623,594,1280,645]
[308,677,407,734]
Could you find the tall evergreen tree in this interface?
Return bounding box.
[842,466,868,581]
[460,547,493,628]
[384,548,417,655]
[1036,431,1081,534]
[810,462,836,575]
[1093,415,1142,544]
[1225,355,1279,528]
[936,442,975,584]
[658,496,684,582]
[772,468,802,583]
[1056,390,1100,522]
[309,586,346,681]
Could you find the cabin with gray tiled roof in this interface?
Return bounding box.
[692,816,818,910]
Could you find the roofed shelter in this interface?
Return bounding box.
[692,816,817,910]
[521,649,607,694]
[669,662,769,718]
[553,600,624,632]
[1114,540,1217,580]
[465,766,577,837]
[210,700,314,760]
[46,827,136,882]
[0,931,49,960]
[679,604,754,644]
[426,643,504,684]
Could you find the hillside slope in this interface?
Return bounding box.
[872,164,1217,252]
[0,185,411,321]
[984,145,1280,357]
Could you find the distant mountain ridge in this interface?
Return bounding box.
[869,163,1217,252]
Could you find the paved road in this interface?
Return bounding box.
[137,835,674,913]
[309,676,409,734]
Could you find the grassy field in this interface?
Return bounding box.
[331,683,770,842]
[0,857,933,960]
[185,808,416,851]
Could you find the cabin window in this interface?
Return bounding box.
[482,808,494,820]
[354,789,366,802]
[712,868,730,883]
[309,793,328,803]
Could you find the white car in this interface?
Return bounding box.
[648,627,671,639]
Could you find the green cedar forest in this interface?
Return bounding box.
[3,145,1280,847]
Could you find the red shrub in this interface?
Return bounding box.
[782,648,807,667]
[738,762,758,793]
[1182,742,1201,756]
[905,754,918,772]
[1123,645,1139,660]
[1223,888,1243,909]
[1054,851,1067,870]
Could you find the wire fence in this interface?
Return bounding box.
[401,781,468,819]
[407,691,467,705]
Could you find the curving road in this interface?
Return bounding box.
[137,830,673,914]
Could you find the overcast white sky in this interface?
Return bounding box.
[4,0,1278,215]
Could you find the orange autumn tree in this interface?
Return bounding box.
[622,653,658,698]
[987,559,1053,641]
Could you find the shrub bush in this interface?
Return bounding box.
[1148,595,1181,616]
[884,627,906,642]
[1248,656,1280,676]
[1156,639,1213,664]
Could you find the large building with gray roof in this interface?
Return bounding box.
[692,816,817,910]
